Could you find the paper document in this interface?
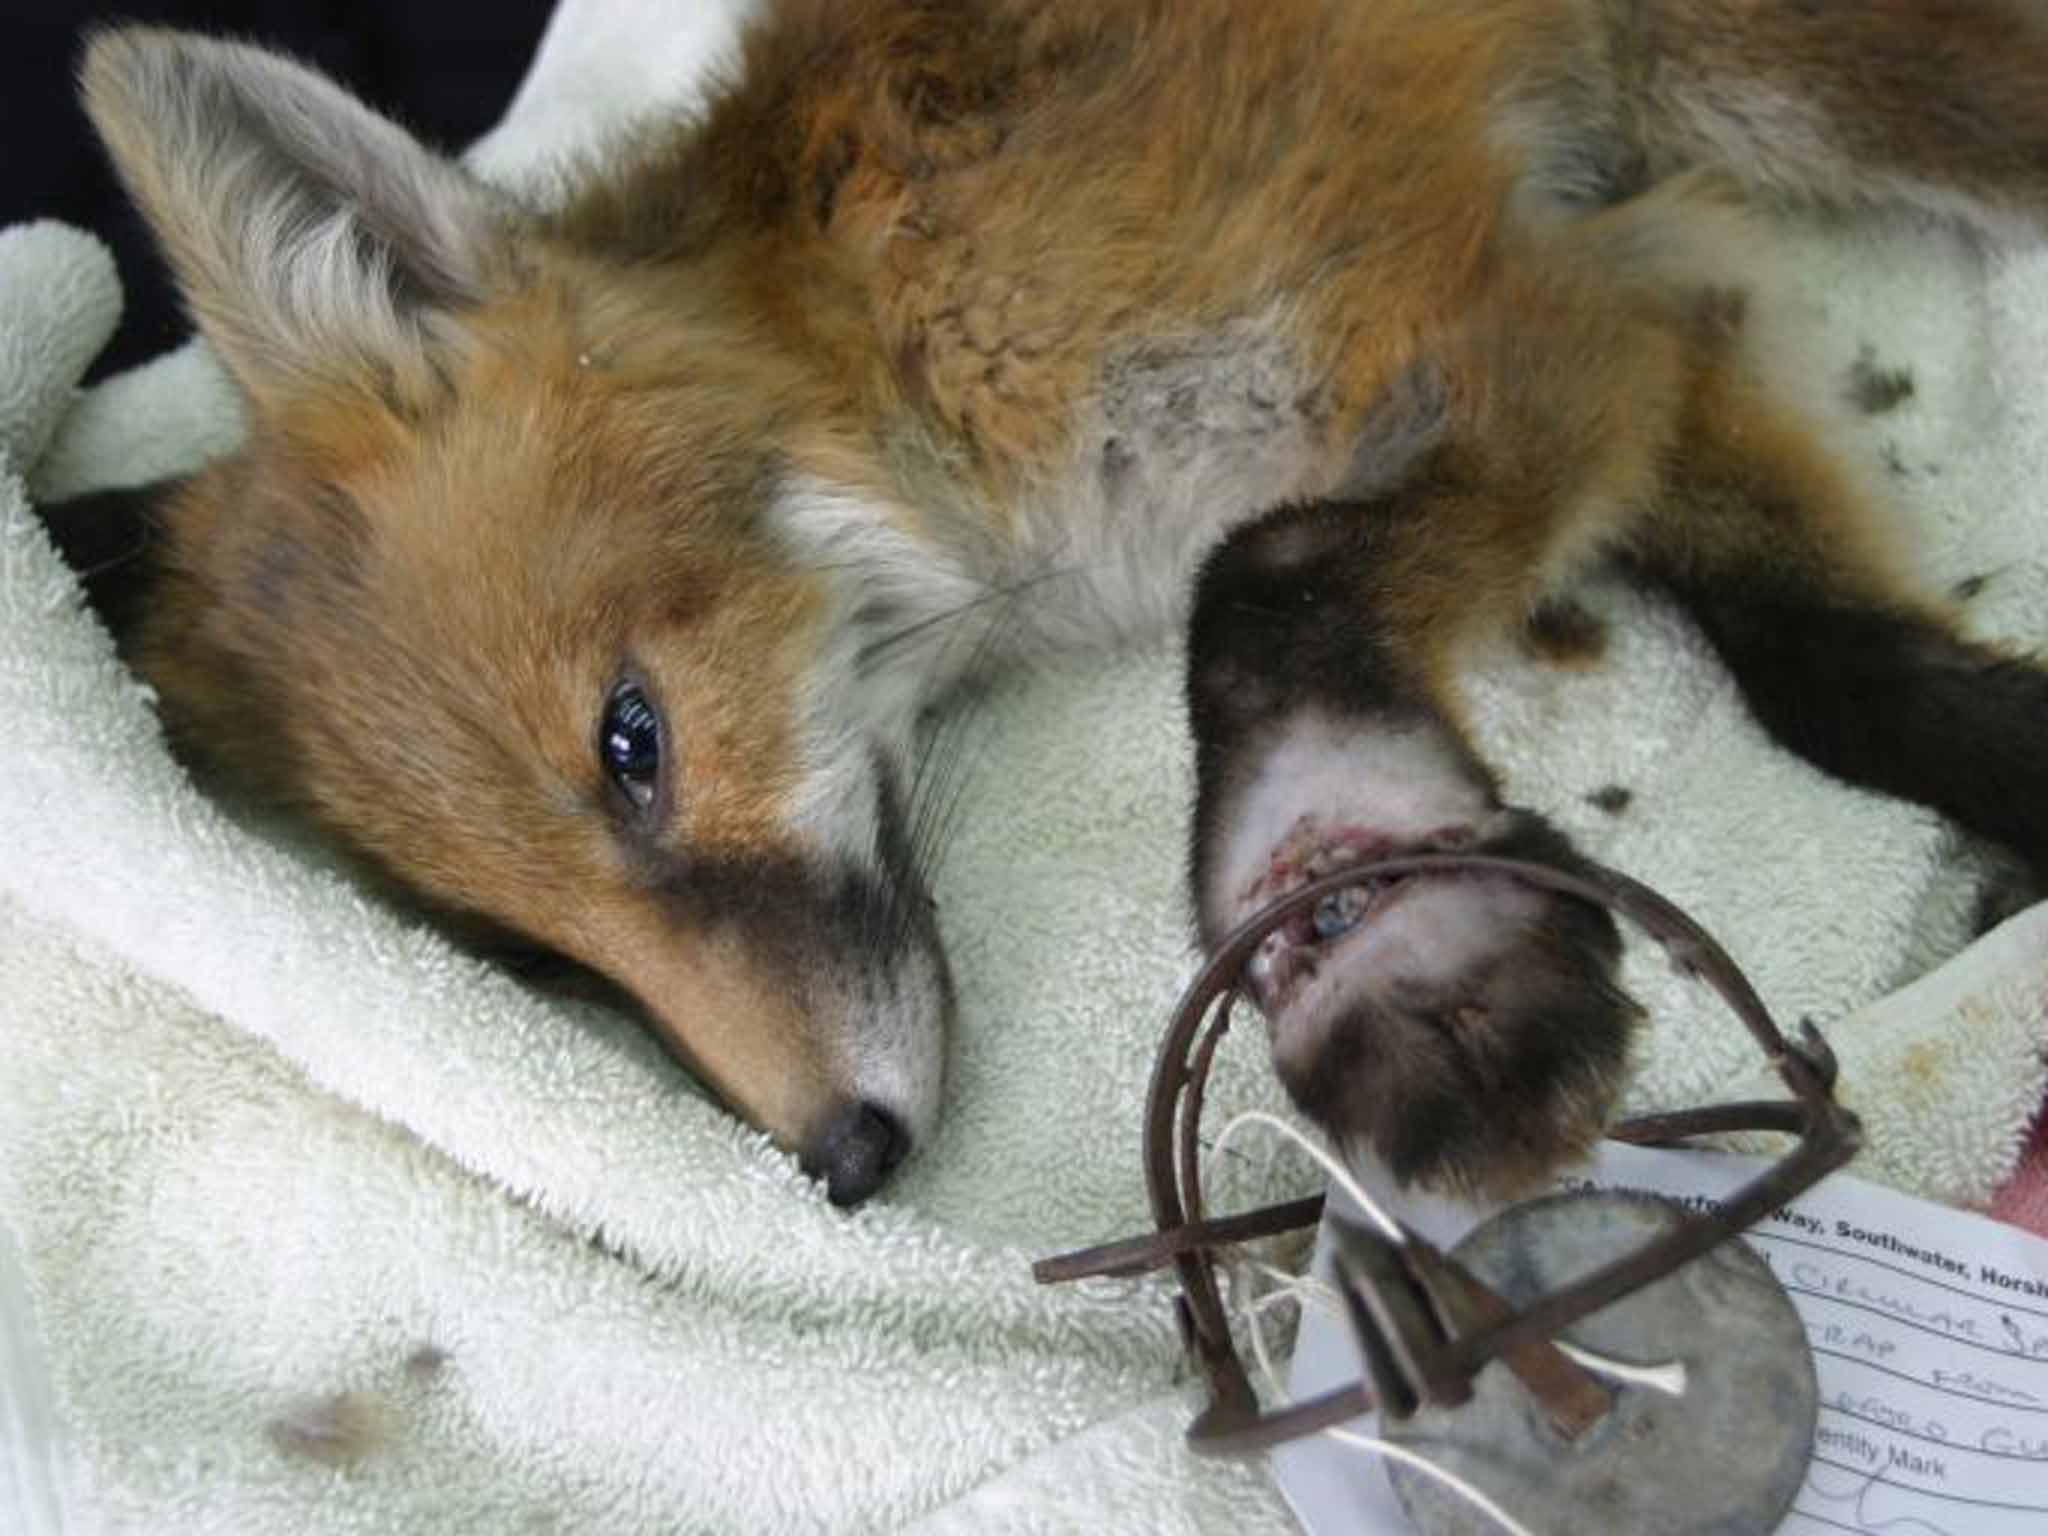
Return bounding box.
[1275,1140,2048,1535]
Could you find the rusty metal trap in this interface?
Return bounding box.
[1033,854,1864,1534]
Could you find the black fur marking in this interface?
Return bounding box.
[635,755,949,1011]
[1186,496,1473,940]
[1656,575,2048,875]
[1187,498,1435,728]
[492,943,579,980]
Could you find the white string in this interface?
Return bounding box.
[1241,1275,1294,1406]
[1323,1427,1543,1536]
[1203,1111,1687,1536]
[1231,1257,1542,1536]
[1206,1112,1537,1536]
[1554,1341,1687,1397]
[1212,1110,1686,1390]
[1210,1109,1406,1241]
[1247,1265,1685,1397]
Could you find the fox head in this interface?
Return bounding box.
[80,28,956,1204]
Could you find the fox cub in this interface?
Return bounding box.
[68,0,2048,1204]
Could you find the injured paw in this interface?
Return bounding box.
[1237,810,1640,1200]
[1187,499,1644,1198]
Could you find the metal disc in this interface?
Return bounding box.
[1382,1189,1816,1536]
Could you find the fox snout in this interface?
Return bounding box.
[591,840,954,1207]
[806,1100,915,1208]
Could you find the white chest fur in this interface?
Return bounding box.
[1008,320,1346,648]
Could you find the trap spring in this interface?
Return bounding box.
[1033,853,1863,1456]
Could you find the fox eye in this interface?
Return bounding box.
[600,682,663,812]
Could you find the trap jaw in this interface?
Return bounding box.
[1034,853,1863,1482]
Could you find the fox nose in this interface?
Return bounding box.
[804,1100,911,1207]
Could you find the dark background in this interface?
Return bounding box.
[4,1,556,380]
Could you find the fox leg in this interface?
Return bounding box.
[1185,499,1644,1202]
[1526,0,2048,230]
[1624,340,2048,877]
[1183,271,1689,1199]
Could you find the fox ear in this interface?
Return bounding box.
[80,27,514,411]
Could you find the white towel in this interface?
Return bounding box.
[2,4,2045,1531]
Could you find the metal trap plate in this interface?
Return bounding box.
[1384,1189,1816,1536]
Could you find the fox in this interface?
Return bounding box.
[58,0,2048,1207]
